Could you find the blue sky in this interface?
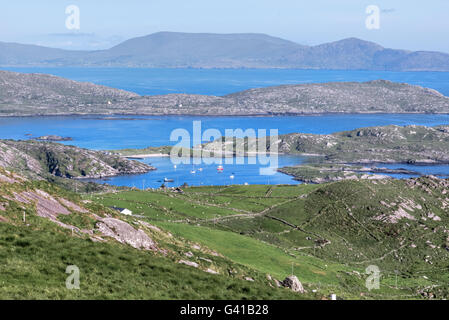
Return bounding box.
[1,0,448,52]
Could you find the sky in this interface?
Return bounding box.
[0,0,448,52]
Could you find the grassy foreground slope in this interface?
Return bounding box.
[94,181,449,299]
[0,167,310,300]
[3,162,449,299]
[0,223,303,300]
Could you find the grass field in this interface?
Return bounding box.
[0,223,311,300]
[92,180,449,299]
[3,165,448,299]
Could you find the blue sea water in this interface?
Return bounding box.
[1,114,449,188]
[85,156,306,189]
[2,114,449,150]
[1,68,449,187]
[373,163,449,179]
[3,67,449,96]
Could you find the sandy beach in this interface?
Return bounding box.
[124,153,170,159]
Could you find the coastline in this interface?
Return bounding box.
[123,152,283,159]
[124,153,170,159]
[2,111,449,118]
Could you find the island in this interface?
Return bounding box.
[1,70,448,116]
[202,124,449,182]
[35,135,73,142]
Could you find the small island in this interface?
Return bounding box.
[35,135,73,142]
[1,70,448,116]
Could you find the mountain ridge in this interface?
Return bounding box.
[1,32,448,71]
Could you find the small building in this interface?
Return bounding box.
[120,208,133,216]
[172,187,184,194]
[110,206,133,216]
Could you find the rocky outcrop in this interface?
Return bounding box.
[282,275,305,293]
[0,141,43,176]
[0,172,21,184]
[97,217,157,251]
[205,268,219,274]
[12,189,71,219]
[58,198,89,213]
[207,124,449,167]
[178,260,199,268]
[277,164,420,184]
[0,139,154,179]
[0,70,138,116]
[35,135,73,141]
[0,167,158,253]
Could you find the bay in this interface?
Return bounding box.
[1,67,449,187]
[1,114,449,150]
[85,156,305,189]
[2,114,449,188]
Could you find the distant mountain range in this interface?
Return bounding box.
[1,32,449,71]
[1,70,449,116]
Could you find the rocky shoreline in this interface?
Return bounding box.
[34,135,73,142]
[278,164,421,184]
[0,139,154,181]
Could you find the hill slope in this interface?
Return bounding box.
[0,139,152,180]
[94,180,449,299]
[0,139,153,193]
[1,32,449,70]
[2,164,449,299]
[0,70,137,115]
[0,167,311,299]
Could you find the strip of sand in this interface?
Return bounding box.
[124,153,170,159]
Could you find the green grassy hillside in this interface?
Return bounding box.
[93,181,449,299]
[3,164,448,299]
[0,167,311,299]
[0,222,309,300]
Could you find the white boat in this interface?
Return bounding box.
[164,177,174,182]
[230,174,235,179]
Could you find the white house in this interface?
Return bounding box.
[110,206,133,216]
[120,208,133,216]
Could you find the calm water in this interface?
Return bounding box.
[2,114,449,188]
[3,67,449,96]
[375,163,449,179]
[1,67,449,187]
[86,156,305,189]
[2,114,449,150]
